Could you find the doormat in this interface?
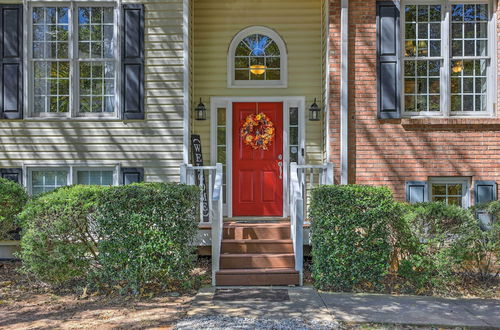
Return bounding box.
[213,289,289,302]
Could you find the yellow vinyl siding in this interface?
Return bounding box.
[0,0,186,183]
[193,0,324,165]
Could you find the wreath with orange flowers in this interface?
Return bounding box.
[240,112,275,150]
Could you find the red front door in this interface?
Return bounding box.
[232,102,283,217]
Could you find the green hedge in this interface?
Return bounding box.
[18,183,200,293]
[0,178,28,240]
[95,183,200,294]
[17,185,109,285]
[310,185,403,291]
[399,202,500,288]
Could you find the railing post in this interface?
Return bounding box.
[180,164,187,184]
[211,163,223,286]
[295,198,304,286]
[326,162,334,185]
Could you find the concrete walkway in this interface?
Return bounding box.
[186,286,500,328]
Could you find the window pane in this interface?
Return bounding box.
[217,108,226,126]
[31,170,68,194]
[432,184,446,195]
[451,60,487,112]
[234,34,281,82]
[76,7,116,114]
[403,5,442,114]
[217,127,226,145]
[77,170,114,185]
[79,61,115,113]
[32,7,69,59]
[451,4,488,58]
[78,7,114,59]
[404,60,440,112]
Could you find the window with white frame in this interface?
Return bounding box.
[30,4,117,117]
[228,27,287,88]
[402,2,493,116]
[28,166,118,194]
[429,177,470,207]
[31,169,69,195]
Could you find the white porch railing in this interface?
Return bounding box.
[180,163,223,285]
[290,162,334,285]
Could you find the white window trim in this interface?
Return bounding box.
[429,176,471,207]
[23,163,120,195]
[25,2,121,119]
[401,0,497,118]
[227,26,288,88]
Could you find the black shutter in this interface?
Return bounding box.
[1,168,22,184]
[121,167,144,185]
[377,1,400,119]
[0,5,23,119]
[406,181,428,204]
[474,181,497,204]
[122,4,144,120]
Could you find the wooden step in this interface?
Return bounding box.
[223,223,291,240]
[216,268,299,286]
[220,253,295,269]
[221,239,293,254]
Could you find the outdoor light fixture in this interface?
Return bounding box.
[250,65,266,75]
[309,98,321,121]
[195,98,207,121]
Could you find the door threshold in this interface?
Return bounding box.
[225,217,290,223]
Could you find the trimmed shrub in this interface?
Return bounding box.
[398,202,480,288]
[0,178,28,240]
[95,183,199,294]
[310,185,402,291]
[18,185,109,286]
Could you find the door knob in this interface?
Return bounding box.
[278,161,283,179]
[278,154,283,160]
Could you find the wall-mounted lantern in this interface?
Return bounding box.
[195,98,207,121]
[309,98,321,121]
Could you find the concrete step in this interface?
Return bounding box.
[220,253,295,269]
[215,268,299,286]
[221,239,293,254]
[223,223,291,240]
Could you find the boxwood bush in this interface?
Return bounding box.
[17,185,109,285]
[310,185,403,291]
[95,183,199,294]
[18,183,200,293]
[0,178,28,240]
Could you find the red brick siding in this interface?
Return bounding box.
[328,0,500,202]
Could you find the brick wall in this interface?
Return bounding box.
[328,0,500,202]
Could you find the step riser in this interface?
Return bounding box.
[220,256,295,269]
[223,227,291,240]
[221,242,293,254]
[216,273,299,286]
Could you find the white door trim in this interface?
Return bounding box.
[210,96,305,218]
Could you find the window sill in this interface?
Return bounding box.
[23,116,122,122]
[401,117,500,130]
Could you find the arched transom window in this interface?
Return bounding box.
[228,27,287,88]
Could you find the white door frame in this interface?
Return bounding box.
[210,96,306,218]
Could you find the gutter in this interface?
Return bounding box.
[340,0,349,184]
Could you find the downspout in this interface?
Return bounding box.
[182,0,190,165]
[340,0,349,184]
